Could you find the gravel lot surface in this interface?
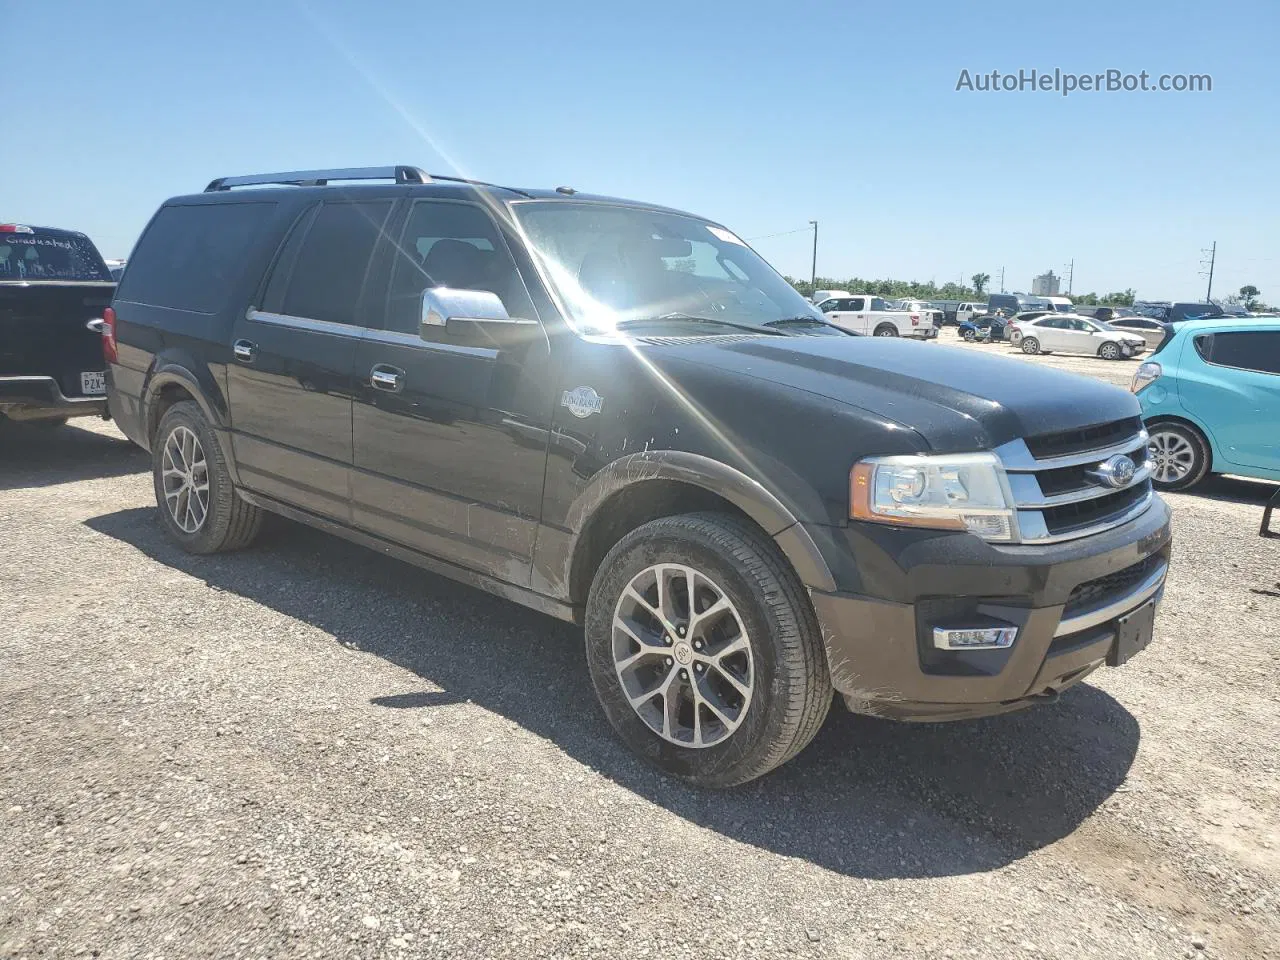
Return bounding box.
[2,345,1278,959]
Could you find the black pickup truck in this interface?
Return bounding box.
[0,224,115,426]
[106,167,1173,787]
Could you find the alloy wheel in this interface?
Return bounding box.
[1148,430,1197,484]
[611,563,754,748]
[161,425,210,533]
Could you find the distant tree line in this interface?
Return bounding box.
[785,276,985,301]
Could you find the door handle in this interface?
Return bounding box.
[233,339,258,363]
[370,365,403,392]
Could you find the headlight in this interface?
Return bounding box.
[850,453,1016,541]
[1130,361,1162,394]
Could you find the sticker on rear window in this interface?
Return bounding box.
[707,226,745,246]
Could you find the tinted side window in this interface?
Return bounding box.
[1203,331,1280,374]
[281,201,392,326]
[847,297,866,311]
[385,201,534,335]
[116,202,275,313]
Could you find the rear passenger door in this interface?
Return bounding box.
[226,199,393,521]
[1181,330,1280,472]
[350,198,554,583]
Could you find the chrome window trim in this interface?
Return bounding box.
[361,327,499,358]
[1053,562,1168,637]
[246,309,363,338]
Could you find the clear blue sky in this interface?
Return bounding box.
[3,0,1276,302]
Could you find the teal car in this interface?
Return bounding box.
[1131,318,1280,491]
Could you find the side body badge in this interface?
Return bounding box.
[561,386,604,419]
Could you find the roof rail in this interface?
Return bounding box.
[204,165,432,192]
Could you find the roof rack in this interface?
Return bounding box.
[204,166,431,192]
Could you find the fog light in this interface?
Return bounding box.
[933,626,1018,650]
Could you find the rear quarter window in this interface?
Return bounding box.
[116,202,276,313]
[1195,330,1280,374]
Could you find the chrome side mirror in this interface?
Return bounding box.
[420,287,536,336]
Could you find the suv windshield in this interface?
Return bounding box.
[513,202,820,334]
[0,231,110,282]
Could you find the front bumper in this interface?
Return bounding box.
[805,496,1172,720]
[0,376,107,420]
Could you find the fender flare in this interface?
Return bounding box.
[563,451,838,594]
[142,362,226,441]
[140,360,240,481]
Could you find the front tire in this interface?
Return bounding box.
[153,401,262,553]
[1147,421,1211,490]
[585,513,831,788]
[874,324,898,337]
[1098,341,1121,360]
[1021,337,1041,355]
[961,327,977,342]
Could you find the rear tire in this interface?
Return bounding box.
[1098,342,1121,361]
[152,401,262,554]
[584,512,832,788]
[1021,337,1041,355]
[1147,421,1211,491]
[874,324,898,338]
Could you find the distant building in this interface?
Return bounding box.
[1032,271,1061,296]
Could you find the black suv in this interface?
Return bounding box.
[106,166,1172,786]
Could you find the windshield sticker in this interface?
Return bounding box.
[706,226,746,246]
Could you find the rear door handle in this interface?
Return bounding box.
[370,365,404,392]
[233,339,258,363]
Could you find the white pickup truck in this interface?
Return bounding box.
[893,298,945,329]
[815,294,938,339]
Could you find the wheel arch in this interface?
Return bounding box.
[561,452,837,607]
[141,358,242,484]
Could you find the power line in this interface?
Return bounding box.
[745,225,814,241]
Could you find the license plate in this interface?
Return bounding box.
[80,371,106,395]
[1108,599,1156,667]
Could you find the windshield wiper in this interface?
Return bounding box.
[764,315,857,335]
[614,313,787,336]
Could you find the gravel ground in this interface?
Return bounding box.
[2,370,1278,959]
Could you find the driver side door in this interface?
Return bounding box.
[350,198,555,583]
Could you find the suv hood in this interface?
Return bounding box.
[652,334,1140,454]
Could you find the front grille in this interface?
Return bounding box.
[1025,416,1143,460]
[1041,483,1151,536]
[998,417,1154,544]
[1063,553,1166,618]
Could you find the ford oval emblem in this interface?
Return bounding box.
[1092,454,1137,489]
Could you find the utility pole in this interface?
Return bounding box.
[1202,241,1217,301]
[1064,259,1074,295]
[808,221,818,293]
[999,266,1005,293]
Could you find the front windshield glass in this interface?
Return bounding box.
[512,201,820,334]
